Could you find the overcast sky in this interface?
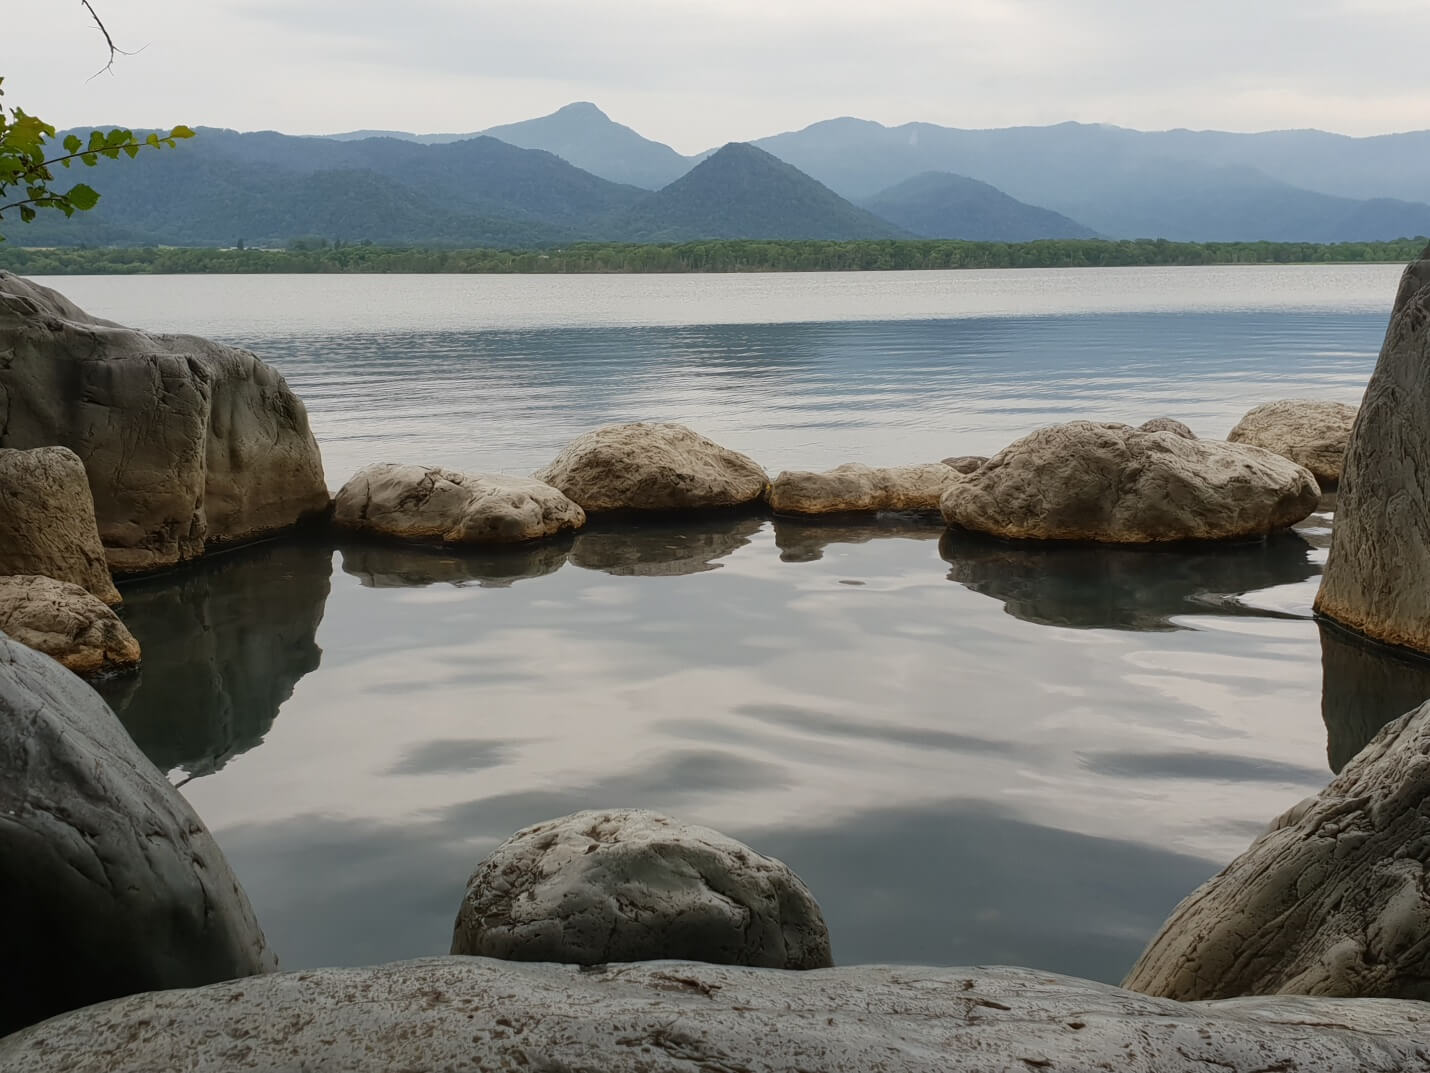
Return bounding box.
[8,1,1429,152]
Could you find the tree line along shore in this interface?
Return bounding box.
[1,236,1426,275]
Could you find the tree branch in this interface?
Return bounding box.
[81,1,140,80]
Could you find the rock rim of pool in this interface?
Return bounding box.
[0,575,140,678]
[769,462,961,516]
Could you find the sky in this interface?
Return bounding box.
[6,0,1430,153]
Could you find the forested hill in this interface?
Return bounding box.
[861,173,1097,241]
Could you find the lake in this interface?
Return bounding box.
[42,265,1430,985]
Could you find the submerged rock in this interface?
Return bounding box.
[0,446,119,605]
[0,575,140,678]
[335,463,585,545]
[451,809,833,969]
[0,271,330,572]
[1126,697,1430,1001]
[535,422,769,513]
[1315,248,1430,655]
[940,454,989,473]
[940,421,1320,543]
[1228,399,1358,484]
[5,957,1429,1073]
[1139,417,1197,438]
[0,634,275,1037]
[769,462,960,516]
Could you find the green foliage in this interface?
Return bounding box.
[0,77,193,240]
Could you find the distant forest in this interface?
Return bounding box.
[3,238,1426,276]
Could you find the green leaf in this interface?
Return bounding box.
[170,125,196,140]
[80,152,98,166]
[123,144,140,159]
[145,132,161,148]
[65,183,100,211]
[63,134,82,153]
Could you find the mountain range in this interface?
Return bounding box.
[14,102,1430,248]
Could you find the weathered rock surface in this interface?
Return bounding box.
[6,957,1430,1073]
[451,809,832,969]
[1315,249,1430,654]
[1140,417,1197,438]
[535,422,769,513]
[1126,698,1430,1001]
[940,421,1321,543]
[1228,399,1358,484]
[0,446,119,605]
[940,454,988,473]
[769,462,961,516]
[0,271,330,573]
[334,463,584,545]
[0,575,139,677]
[0,634,275,1037]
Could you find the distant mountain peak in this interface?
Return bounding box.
[552,101,609,119]
[480,103,691,190]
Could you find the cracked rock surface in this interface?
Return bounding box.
[940,420,1320,542]
[5,957,1430,1073]
[451,809,833,969]
[0,575,139,678]
[0,271,330,573]
[1139,416,1197,438]
[770,462,960,515]
[1228,399,1358,484]
[0,634,276,1037]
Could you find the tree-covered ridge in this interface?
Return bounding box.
[3,237,1425,276]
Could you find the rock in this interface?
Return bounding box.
[1228,399,1358,484]
[1125,697,1430,1001]
[940,421,1320,543]
[535,422,769,513]
[450,809,832,969]
[940,454,988,473]
[5,957,1430,1073]
[1315,249,1430,654]
[0,446,119,605]
[0,575,140,678]
[334,463,585,545]
[0,271,330,573]
[769,462,960,516]
[0,634,275,1037]
[1139,417,1197,438]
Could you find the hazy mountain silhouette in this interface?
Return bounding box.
[861,171,1097,240]
[481,102,694,190]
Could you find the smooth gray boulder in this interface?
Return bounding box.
[334,463,585,545]
[0,271,330,573]
[0,634,275,1036]
[1228,399,1358,484]
[769,462,960,516]
[535,422,769,513]
[1140,417,1197,438]
[5,957,1430,1073]
[451,809,832,969]
[940,454,989,473]
[1315,248,1430,655]
[0,575,140,678]
[1126,697,1430,1001]
[0,446,119,605]
[941,421,1320,543]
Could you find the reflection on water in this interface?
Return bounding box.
[569,516,765,577]
[1319,621,1430,773]
[339,538,572,589]
[939,531,1318,631]
[772,514,943,563]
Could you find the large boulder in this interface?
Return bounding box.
[0,634,275,1036]
[940,454,988,473]
[1228,399,1358,484]
[4,958,1429,1073]
[769,462,960,516]
[334,463,585,545]
[1315,249,1430,654]
[1139,417,1196,438]
[0,271,330,573]
[534,422,769,513]
[0,575,140,678]
[940,421,1320,543]
[451,809,832,969]
[1125,698,1430,1001]
[0,446,119,605]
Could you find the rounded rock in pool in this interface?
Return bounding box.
[451,808,833,969]
[334,463,585,545]
[534,422,770,513]
[1227,398,1358,486]
[940,420,1320,543]
[0,575,141,678]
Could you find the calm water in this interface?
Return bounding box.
[45,266,1430,984]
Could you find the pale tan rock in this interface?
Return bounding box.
[535,422,768,513]
[0,271,330,573]
[1315,247,1430,654]
[940,421,1320,543]
[1139,417,1197,439]
[0,446,119,605]
[770,462,960,516]
[1126,698,1430,1001]
[1228,399,1358,484]
[0,575,139,678]
[334,463,584,545]
[940,454,988,473]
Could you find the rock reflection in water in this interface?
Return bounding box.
[570,516,764,577]
[771,514,943,563]
[97,540,332,778]
[939,531,1317,631]
[1319,621,1430,773]
[338,537,572,589]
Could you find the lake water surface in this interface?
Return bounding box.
[44,266,1430,984]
